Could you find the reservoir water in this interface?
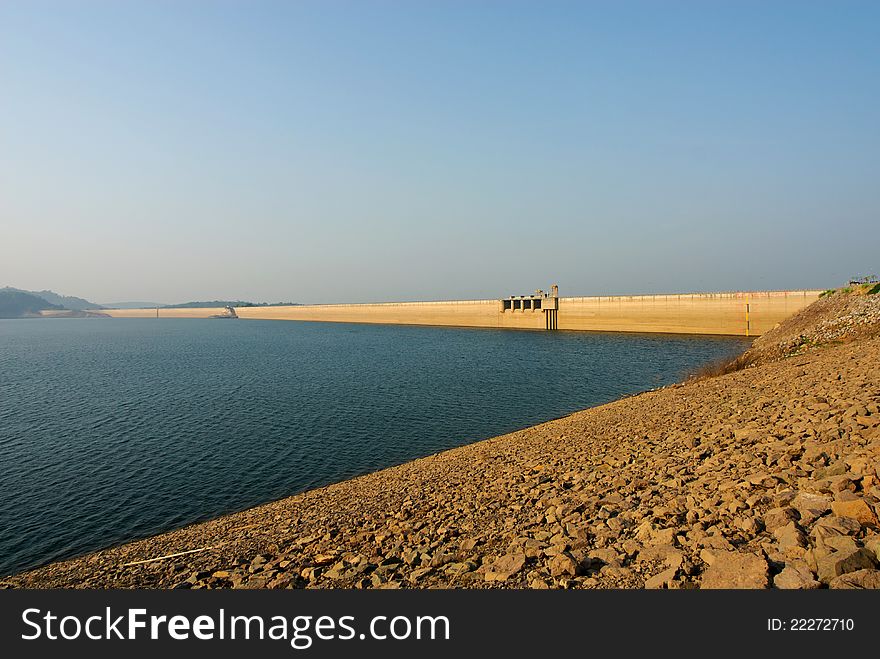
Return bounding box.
[0,318,749,576]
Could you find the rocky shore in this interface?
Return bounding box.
[4,288,879,589]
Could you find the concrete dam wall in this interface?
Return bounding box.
[95,290,822,336]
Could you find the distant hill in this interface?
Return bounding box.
[0,289,300,312]
[162,301,301,308]
[99,301,166,309]
[0,290,64,318]
[1,287,102,311]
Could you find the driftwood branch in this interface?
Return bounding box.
[121,545,219,567]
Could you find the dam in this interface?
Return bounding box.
[92,288,822,336]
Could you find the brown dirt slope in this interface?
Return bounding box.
[747,285,880,363]
[689,285,880,379]
[4,288,879,589]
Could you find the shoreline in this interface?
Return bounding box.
[5,289,879,589]
[2,362,710,579]
[0,317,747,580]
[5,333,878,589]
[21,314,760,345]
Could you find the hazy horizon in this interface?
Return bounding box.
[2,1,878,304]
[0,283,850,309]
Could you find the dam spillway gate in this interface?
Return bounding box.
[500,285,559,330]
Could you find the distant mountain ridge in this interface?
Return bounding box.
[99,301,166,309]
[0,290,64,318]
[1,288,301,315]
[1,287,102,311]
[162,300,301,308]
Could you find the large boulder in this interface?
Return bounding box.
[831,497,879,527]
[483,553,526,582]
[828,569,880,589]
[762,507,800,532]
[701,551,769,589]
[773,562,821,590]
[816,548,876,584]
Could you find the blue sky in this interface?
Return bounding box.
[1,1,877,303]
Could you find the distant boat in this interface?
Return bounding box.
[210,306,238,319]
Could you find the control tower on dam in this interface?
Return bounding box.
[500,285,559,330]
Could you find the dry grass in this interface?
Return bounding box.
[685,351,757,381]
[688,285,880,382]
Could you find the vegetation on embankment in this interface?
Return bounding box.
[689,283,880,380]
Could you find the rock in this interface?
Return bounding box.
[737,516,762,535]
[600,565,633,580]
[589,548,622,567]
[701,552,769,589]
[444,562,475,577]
[843,405,866,418]
[548,552,579,578]
[408,567,434,583]
[773,522,806,550]
[621,539,641,556]
[811,516,862,541]
[300,567,319,581]
[831,498,879,526]
[814,462,848,479]
[865,535,880,562]
[791,492,832,520]
[762,507,799,532]
[816,549,877,584]
[699,548,719,566]
[266,574,296,589]
[644,567,678,589]
[820,536,858,554]
[826,475,857,493]
[649,527,678,546]
[484,553,527,582]
[828,569,880,589]
[242,575,267,589]
[634,521,655,542]
[748,472,778,488]
[639,544,684,570]
[774,563,821,590]
[324,561,347,579]
[803,546,833,574]
[700,535,734,551]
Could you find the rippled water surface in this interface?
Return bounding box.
[0,318,749,575]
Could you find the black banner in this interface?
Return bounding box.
[0,590,875,657]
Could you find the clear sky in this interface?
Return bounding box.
[1,1,877,304]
